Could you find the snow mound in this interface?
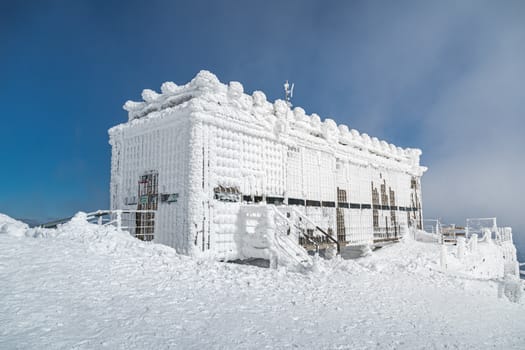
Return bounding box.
[0,212,183,264]
[1,212,525,348]
[357,238,441,277]
[26,212,131,241]
[354,233,520,290]
[0,213,29,237]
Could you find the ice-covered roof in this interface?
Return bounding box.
[120,70,424,166]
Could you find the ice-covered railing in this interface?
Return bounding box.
[239,205,313,269]
[269,206,315,265]
[465,217,513,243]
[270,206,319,253]
[430,217,514,245]
[423,219,442,235]
[277,206,340,253]
[436,217,520,279]
[41,210,156,241]
[466,218,497,238]
[121,70,425,168]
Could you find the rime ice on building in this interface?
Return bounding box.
[109,71,427,262]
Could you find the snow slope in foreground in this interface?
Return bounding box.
[1,213,524,349]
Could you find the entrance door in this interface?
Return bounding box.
[136,172,158,241]
[336,187,347,243]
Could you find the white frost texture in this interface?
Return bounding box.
[109,70,426,260]
[1,213,524,349]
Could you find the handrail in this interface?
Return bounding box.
[272,230,310,265]
[269,206,319,253]
[40,209,157,229]
[288,207,340,253]
[85,209,156,217]
[40,217,73,228]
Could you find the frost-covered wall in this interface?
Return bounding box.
[109,106,193,254]
[109,70,427,260]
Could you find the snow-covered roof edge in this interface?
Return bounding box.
[119,70,425,167]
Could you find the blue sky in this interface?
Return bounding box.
[1,0,524,253]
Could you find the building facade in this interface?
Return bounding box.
[109,71,427,260]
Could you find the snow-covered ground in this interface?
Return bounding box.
[1,213,524,349]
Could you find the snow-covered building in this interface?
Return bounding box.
[109,71,427,261]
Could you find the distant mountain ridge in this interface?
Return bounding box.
[16,218,57,228]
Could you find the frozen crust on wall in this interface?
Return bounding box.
[118,70,426,177]
[108,71,427,258]
[108,106,194,254]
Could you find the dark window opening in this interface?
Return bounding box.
[214,185,241,202]
[266,196,284,205]
[288,198,305,206]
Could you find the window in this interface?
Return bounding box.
[214,186,241,202]
[136,171,158,241]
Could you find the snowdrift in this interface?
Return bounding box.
[0,213,29,237]
[1,213,525,349]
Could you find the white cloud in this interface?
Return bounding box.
[420,8,525,243]
[312,1,525,245]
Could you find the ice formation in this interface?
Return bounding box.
[109,70,427,261]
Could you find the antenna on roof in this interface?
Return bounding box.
[284,80,294,107]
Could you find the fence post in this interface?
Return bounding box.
[457,237,466,259]
[437,221,441,243]
[484,228,491,243]
[116,210,122,231]
[440,244,447,270]
[470,234,478,253]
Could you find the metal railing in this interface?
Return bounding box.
[495,227,513,243]
[278,206,340,253]
[40,209,156,241]
[440,224,466,244]
[423,219,442,235]
[425,217,513,245]
[269,205,319,253]
[466,217,497,238]
[268,206,314,265]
